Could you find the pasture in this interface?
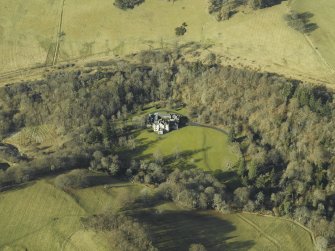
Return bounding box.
[131,203,315,251]
[135,125,240,171]
[0,177,315,251]
[0,176,149,251]
[0,0,333,86]
[290,0,335,75]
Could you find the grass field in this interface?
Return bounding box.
[135,125,240,171]
[0,176,150,251]
[0,0,333,86]
[0,0,60,73]
[290,0,335,75]
[0,177,315,251]
[131,203,315,251]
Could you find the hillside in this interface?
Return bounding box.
[0,0,334,86]
[1,1,335,250]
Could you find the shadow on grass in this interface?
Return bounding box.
[130,209,255,251]
[119,128,210,170]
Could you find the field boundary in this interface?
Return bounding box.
[52,0,66,65]
[303,34,335,75]
[236,213,281,250]
[241,212,316,250]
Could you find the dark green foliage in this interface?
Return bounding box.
[159,168,226,210]
[175,23,187,36]
[208,0,226,14]
[248,0,282,9]
[82,212,157,251]
[114,0,145,10]
[284,11,318,34]
[295,85,332,115]
[54,169,90,189]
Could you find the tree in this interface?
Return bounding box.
[189,243,207,251]
[114,0,145,10]
[175,23,187,36]
[315,236,328,251]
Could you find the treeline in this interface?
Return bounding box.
[208,0,282,21]
[114,0,145,10]
[81,212,157,251]
[172,57,335,247]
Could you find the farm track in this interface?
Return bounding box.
[236,213,281,251]
[303,34,335,75]
[52,0,66,65]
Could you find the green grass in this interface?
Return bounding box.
[0,177,315,251]
[131,203,315,251]
[0,176,148,251]
[135,125,240,171]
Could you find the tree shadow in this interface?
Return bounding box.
[130,209,255,251]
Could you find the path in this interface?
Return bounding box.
[303,34,335,75]
[236,213,281,251]
[188,121,229,135]
[52,0,66,65]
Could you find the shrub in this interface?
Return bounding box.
[284,11,318,33]
[54,169,90,189]
[114,0,145,10]
[175,23,187,36]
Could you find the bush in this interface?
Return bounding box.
[284,11,318,34]
[114,0,145,10]
[189,243,207,251]
[54,169,90,189]
[175,23,187,36]
[82,212,157,251]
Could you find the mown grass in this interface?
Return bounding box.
[135,125,240,171]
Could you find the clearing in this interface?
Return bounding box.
[134,125,240,171]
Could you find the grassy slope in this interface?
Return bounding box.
[0,178,147,251]
[61,0,332,83]
[291,0,335,75]
[133,203,315,251]
[135,125,240,171]
[0,179,315,251]
[0,0,333,85]
[0,0,59,73]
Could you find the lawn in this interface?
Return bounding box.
[135,125,240,171]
